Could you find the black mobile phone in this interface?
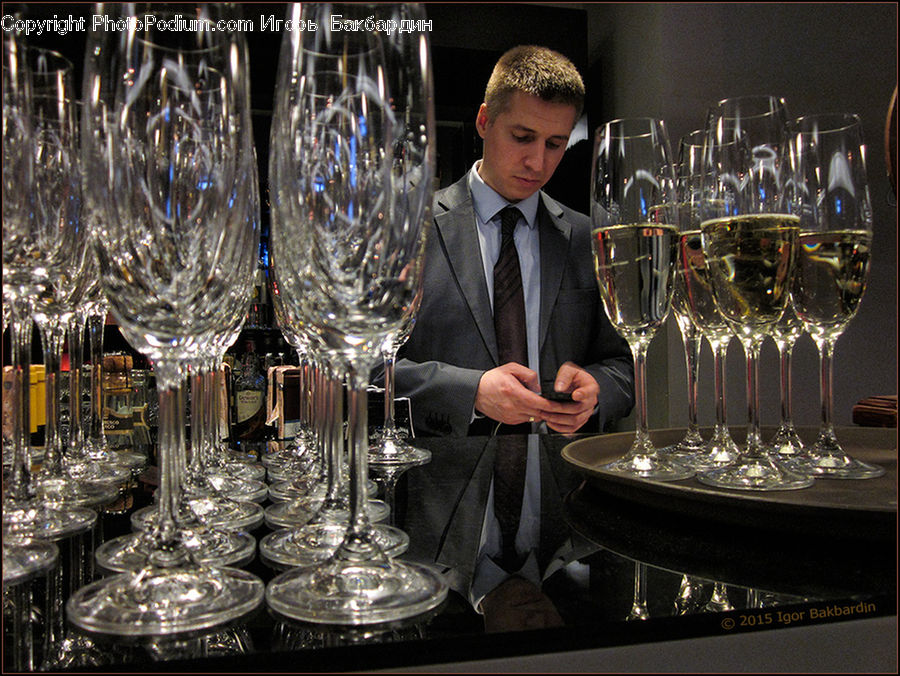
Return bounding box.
[541,388,574,403]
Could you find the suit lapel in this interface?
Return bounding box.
[538,194,572,354]
[434,179,499,364]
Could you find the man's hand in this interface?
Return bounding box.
[474,363,545,426]
[537,361,599,435]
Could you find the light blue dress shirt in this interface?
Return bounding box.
[467,162,542,381]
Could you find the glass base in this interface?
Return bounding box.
[784,452,885,480]
[95,529,256,574]
[181,475,268,504]
[34,476,121,510]
[368,434,431,466]
[131,498,265,533]
[687,426,742,471]
[661,427,707,459]
[66,566,264,636]
[697,457,814,491]
[2,501,97,541]
[265,495,390,530]
[266,558,447,625]
[63,460,133,487]
[602,454,694,482]
[766,424,805,457]
[2,536,59,586]
[259,523,408,570]
[206,462,267,482]
[269,477,378,503]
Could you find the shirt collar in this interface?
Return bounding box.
[468,161,540,230]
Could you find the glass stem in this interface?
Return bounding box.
[382,345,397,435]
[8,307,34,503]
[38,318,66,478]
[630,341,651,451]
[779,342,795,426]
[681,323,701,432]
[712,338,729,428]
[742,339,763,456]
[86,312,106,451]
[336,360,381,563]
[188,365,205,478]
[66,313,88,464]
[203,358,221,468]
[817,337,836,438]
[149,359,188,567]
[318,362,344,511]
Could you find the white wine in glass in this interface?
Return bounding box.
[591,117,693,482]
[787,113,883,479]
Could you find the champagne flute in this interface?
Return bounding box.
[787,113,883,479]
[590,117,693,481]
[698,95,812,491]
[265,2,447,624]
[674,131,740,470]
[368,2,435,468]
[66,8,265,635]
[27,48,129,507]
[2,25,97,541]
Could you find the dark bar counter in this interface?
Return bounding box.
[15,427,897,673]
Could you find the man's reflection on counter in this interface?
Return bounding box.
[399,434,602,632]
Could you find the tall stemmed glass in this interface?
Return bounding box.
[265,2,447,624]
[368,2,434,468]
[27,48,129,506]
[698,95,812,490]
[590,117,693,481]
[66,12,264,635]
[675,131,740,470]
[767,301,805,457]
[666,130,711,461]
[2,28,97,540]
[787,113,884,479]
[129,146,267,535]
[78,8,147,476]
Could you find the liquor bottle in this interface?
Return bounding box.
[231,339,267,441]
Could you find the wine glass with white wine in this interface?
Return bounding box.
[590,117,693,482]
[697,95,813,491]
[785,113,883,479]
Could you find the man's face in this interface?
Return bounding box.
[476,90,577,203]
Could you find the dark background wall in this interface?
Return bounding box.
[14,2,897,429]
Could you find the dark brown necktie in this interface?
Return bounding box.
[493,435,527,571]
[493,206,528,366]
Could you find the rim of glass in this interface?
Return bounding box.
[596,117,667,140]
[795,112,862,135]
[711,94,788,121]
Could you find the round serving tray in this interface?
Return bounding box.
[561,426,896,540]
[561,426,897,597]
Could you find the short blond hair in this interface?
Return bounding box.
[484,45,584,122]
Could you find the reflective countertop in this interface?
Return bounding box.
[10,428,897,673]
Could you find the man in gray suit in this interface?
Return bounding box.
[395,45,634,437]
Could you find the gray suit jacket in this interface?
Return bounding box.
[394,176,634,437]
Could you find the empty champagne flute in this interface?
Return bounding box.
[368,2,435,468]
[2,27,97,540]
[66,10,265,635]
[590,117,693,481]
[787,113,884,479]
[698,95,812,491]
[265,2,447,624]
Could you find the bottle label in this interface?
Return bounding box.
[236,390,264,424]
